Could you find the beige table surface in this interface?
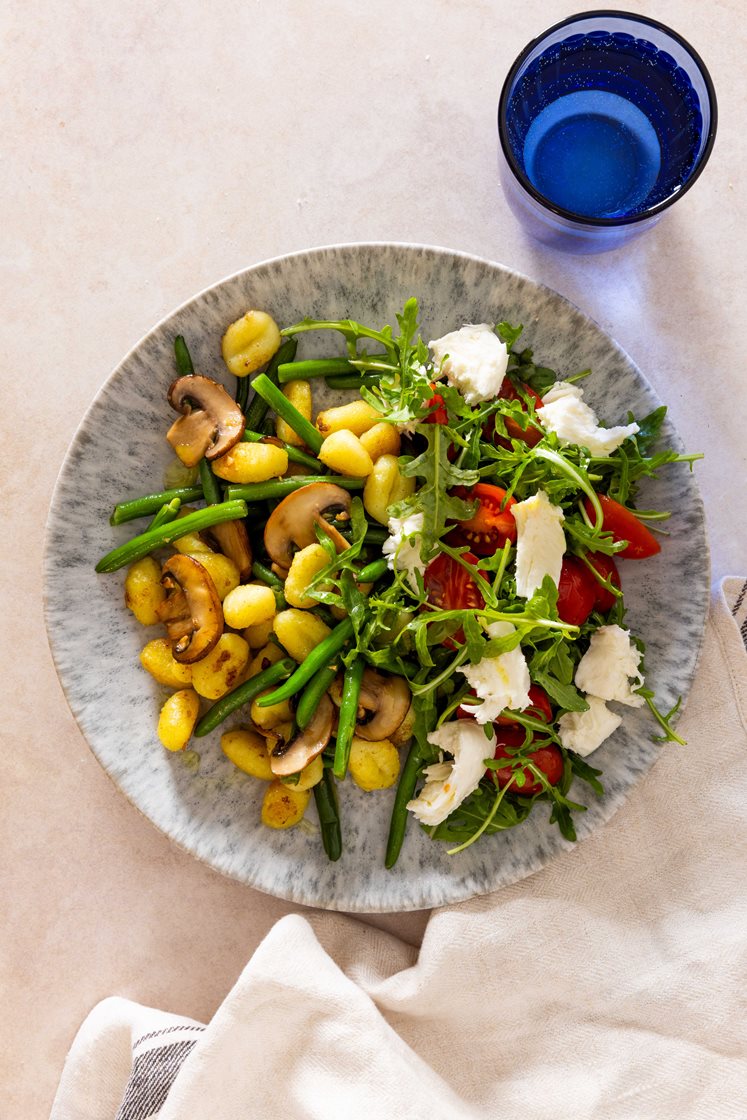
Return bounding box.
[2,1,745,1115]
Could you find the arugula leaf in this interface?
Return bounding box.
[399,425,479,560]
[495,321,524,351]
[531,669,589,712]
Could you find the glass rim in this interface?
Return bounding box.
[497,9,719,228]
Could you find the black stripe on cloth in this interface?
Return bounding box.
[740,615,747,651]
[115,1039,196,1120]
[731,579,747,618]
[134,1023,205,1048]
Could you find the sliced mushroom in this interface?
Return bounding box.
[166,375,245,467]
[156,554,223,663]
[210,520,253,582]
[355,669,411,741]
[269,694,334,776]
[263,482,352,572]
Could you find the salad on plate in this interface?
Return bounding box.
[96,299,700,866]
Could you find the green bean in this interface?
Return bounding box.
[235,375,250,412]
[250,374,324,454]
[194,657,295,738]
[296,663,339,730]
[325,373,380,390]
[314,768,342,861]
[278,358,356,384]
[96,500,248,573]
[244,338,298,431]
[242,429,323,474]
[146,497,182,532]
[256,618,354,707]
[174,334,194,377]
[385,740,424,869]
[225,476,364,503]
[333,657,365,779]
[357,557,389,583]
[198,458,223,506]
[109,486,203,526]
[363,526,388,546]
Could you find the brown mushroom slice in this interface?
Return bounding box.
[263,482,352,572]
[166,375,245,467]
[354,669,411,741]
[210,519,253,582]
[269,694,334,777]
[156,555,223,664]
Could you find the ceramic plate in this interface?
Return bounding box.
[43,244,708,912]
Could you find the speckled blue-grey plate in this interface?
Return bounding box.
[43,244,708,912]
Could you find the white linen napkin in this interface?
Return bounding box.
[51,579,747,1120]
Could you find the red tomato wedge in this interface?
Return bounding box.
[449,483,517,557]
[423,551,484,647]
[423,390,447,425]
[556,555,597,626]
[489,726,563,796]
[586,550,621,611]
[493,376,544,447]
[584,494,661,559]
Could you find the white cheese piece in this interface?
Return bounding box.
[558,695,622,756]
[382,512,426,591]
[428,323,509,404]
[406,721,495,826]
[459,621,532,724]
[512,489,566,599]
[574,624,645,707]
[537,381,639,456]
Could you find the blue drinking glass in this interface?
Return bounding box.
[498,11,718,253]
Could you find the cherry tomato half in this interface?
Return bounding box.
[586,550,621,612]
[556,555,597,626]
[423,390,448,425]
[492,376,544,448]
[584,494,661,560]
[423,551,485,650]
[489,726,563,796]
[449,483,517,557]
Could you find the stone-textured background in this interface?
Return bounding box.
[2,1,743,1115]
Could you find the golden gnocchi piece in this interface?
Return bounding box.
[182,553,240,602]
[191,633,250,699]
[250,690,294,731]
[348,735,400,791]
[282,755,324,792]
[247,641,287,678]
[359,421,401,461]
[140,638,193,688]
[318,430,374,478]
[157,689,200,752]
[223,583,276,629]
[221,310,281,377]
[261,779,310,829]
[315,399,381,437]
[276,380,312,447]
[273,609,332,662]
[211,442,288,484]
[283,543,330,609]
[243,618,275,649]
[124,556,166,625]
[363,454,416,524]
[221,728,273,780]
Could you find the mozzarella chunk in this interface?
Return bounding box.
[558,695,622,756]
[460,621,532,724]
[382,512,426,590]
[512,489,566,599]
[574,624,645,707]
[428,323,509,404]
[406,721,495,826]
[537,381,639,456]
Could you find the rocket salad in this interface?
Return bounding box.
[97,299,700,866]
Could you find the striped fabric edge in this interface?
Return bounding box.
[723,576,747,653]
[114,1022,205,1120]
